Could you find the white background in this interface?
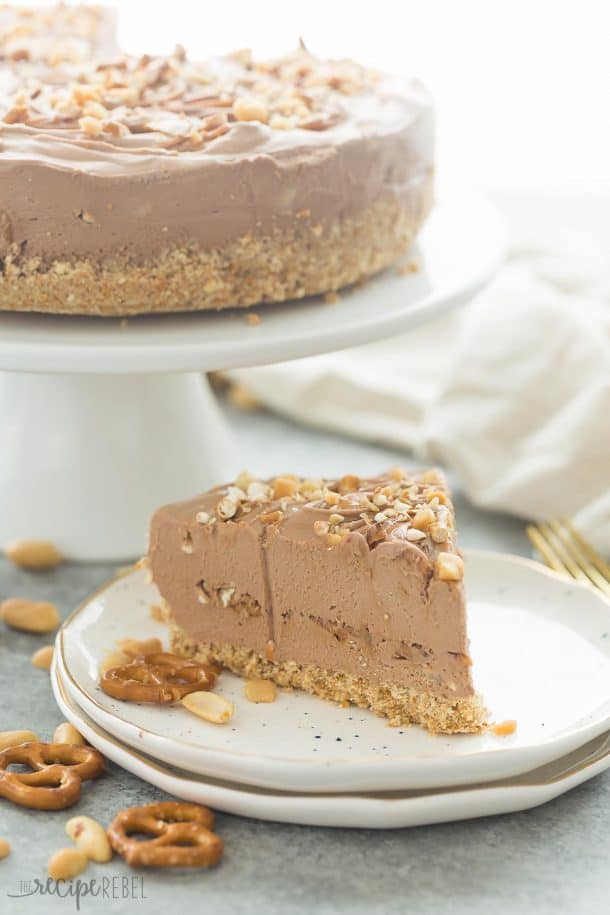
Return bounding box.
[93,0,610,195]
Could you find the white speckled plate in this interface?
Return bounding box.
[57,550,610,793]
[51,660,610,829]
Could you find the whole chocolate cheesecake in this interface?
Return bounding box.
[149,469,486,734]
[0,6,434,316]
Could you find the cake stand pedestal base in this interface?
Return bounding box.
[0,371,234,561]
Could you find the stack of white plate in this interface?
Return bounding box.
[51,550,610,828]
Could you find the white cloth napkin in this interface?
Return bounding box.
[228,226,610,554]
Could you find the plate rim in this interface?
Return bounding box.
[51,660,610,829]
[54,654,610,795]
[57,548,610,791]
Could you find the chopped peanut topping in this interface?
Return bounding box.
[235,469,255,490]
[389,467,407,481]
[300,478,323,494]
[337,474,360,493]
[195,469,460,565]
[232,96,269,123]
[425,489,448,505]
[78,115,103,137]
[0,44,381,152]
[247,481,272,502]
[406,528,426,542]
[412,507,435,530]
[435,552,464,581]
[325,532,343,547]
[421,469,442,484]
[217,497,238,520]
[273,477,297,499]
[430,523,449,543]
[260,510,283,525]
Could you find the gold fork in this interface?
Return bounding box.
[526,518,610,597]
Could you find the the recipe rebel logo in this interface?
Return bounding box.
[7,874,147,910]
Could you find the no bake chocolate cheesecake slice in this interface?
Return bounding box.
[149,469,486,734]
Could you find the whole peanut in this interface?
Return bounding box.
[31,645,54,670]
[65,816,112,863]
[1,598,60,633]
[0,729,39,750]
[5,540,64,571]
[53,722,85,745]
[48,847,88,880]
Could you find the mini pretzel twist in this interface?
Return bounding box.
[100,651,216,704]
[100,651,216,703]
[0,742,105,810]
[108,801,224,868]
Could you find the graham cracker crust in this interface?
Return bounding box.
[170,619,487,735]
[0,191,431,317]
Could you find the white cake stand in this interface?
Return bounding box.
[0,193,504,560]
